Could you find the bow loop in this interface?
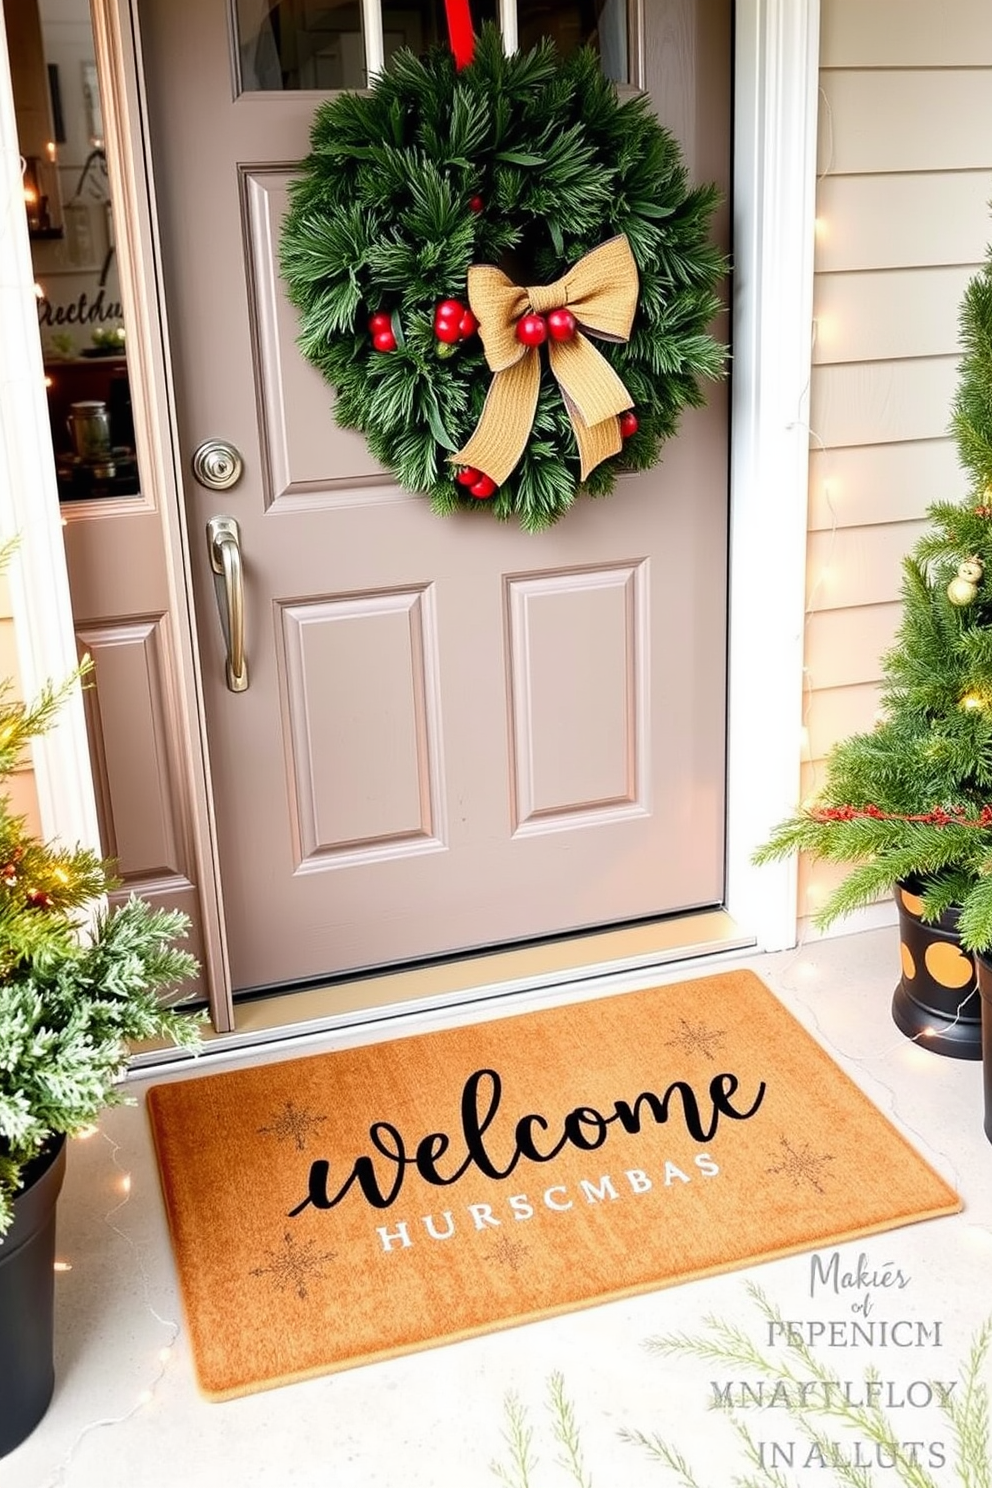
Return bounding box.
[528,278,569,316]
[453,236,639,487]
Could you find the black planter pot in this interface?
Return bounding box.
[891,879,983,1059]
[0,1135,66,1458]
[975,952,992,1145]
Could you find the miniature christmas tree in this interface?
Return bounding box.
[0,638,199,1237]
[756,226,992,950]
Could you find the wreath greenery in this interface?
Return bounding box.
[280,25,727,532]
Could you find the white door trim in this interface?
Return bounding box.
[727,0,820,949]
[0,0,819,984]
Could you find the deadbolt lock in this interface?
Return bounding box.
[192,439,244,491]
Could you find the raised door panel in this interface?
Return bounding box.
[506,564,646,831]
[75,614,205,970]
[277,587,445,865]
[244,169,386,503]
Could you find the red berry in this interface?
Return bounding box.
[458,309,478,338]
[435,299,464,324]
[469,474,497,499]
[516,313,548,347]
[368,311,392,333]
[469,195,484,213]
[547,308,577,342]
[619,410,639,438]
[435,320,462,344]
[455,466,481,486]
[372,328,397,352]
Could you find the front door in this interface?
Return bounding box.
[138,0,731,995]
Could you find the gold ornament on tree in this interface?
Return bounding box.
[947,555,984,606]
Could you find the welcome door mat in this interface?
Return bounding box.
[146,970,960,1400]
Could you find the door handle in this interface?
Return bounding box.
[207,516,248,692]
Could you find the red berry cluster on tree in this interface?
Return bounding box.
[619,410,639,439]
[434,299,478,345]
[455,466,497,499]
[368,310,396,353]
[469,195,484,213]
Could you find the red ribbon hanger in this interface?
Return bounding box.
[444,0,476,68]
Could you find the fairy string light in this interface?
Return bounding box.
[40,1126,182,1488]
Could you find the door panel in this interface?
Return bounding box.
[506,564,645,829]
[277,587,445,864]
[244,170,386,499]
[138,0,731,994]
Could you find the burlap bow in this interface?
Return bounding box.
[451,236,639,485]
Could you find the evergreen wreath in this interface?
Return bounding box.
[280,25,727,532]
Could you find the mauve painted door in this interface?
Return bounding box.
[138,0,731,994]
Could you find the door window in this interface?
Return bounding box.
[235,0,628,92]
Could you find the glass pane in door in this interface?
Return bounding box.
[237,0,502,91]
[383,1,498,64]
[519,0,628,82]
[237,0,366,90]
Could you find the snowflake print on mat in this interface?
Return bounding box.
[485,1234,530,1273]
[767,1135,835,1195]
[664,1017,726,1060]
[249,1231,337,1301]
[258,1100,327,1151]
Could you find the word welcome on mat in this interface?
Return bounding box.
[147,970,959,1399]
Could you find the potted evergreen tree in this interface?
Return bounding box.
[0,637,201,1456]
[755,227,992,1068]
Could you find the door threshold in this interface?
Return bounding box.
[131,909,754,1070]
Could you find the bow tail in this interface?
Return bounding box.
[451,353,540,487]
[565,401,623,480]
[551,334,633,480]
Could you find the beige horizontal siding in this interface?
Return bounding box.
[801,0,992,935]
[815,172,992,273]
[813,267,975,364]
[811,358,960,449]
[805,681,884,763]
[807,521,928,611]
[819,70,992,175]
[804,602,901,690]
[808,441,966,530]
[821,0,992,67]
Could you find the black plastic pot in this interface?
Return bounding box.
[0,1135,66,1457]
[975,952,992,1144]
[891,879,982,1059]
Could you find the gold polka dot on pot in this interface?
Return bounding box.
[923,940,974,989]
[900,942,916,980]
[900,888,925,916]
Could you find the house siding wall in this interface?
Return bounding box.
[800,0,992,925]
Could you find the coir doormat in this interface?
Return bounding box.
[146,970,960,1399]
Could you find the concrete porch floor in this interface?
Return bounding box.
[5,925,990,1488]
